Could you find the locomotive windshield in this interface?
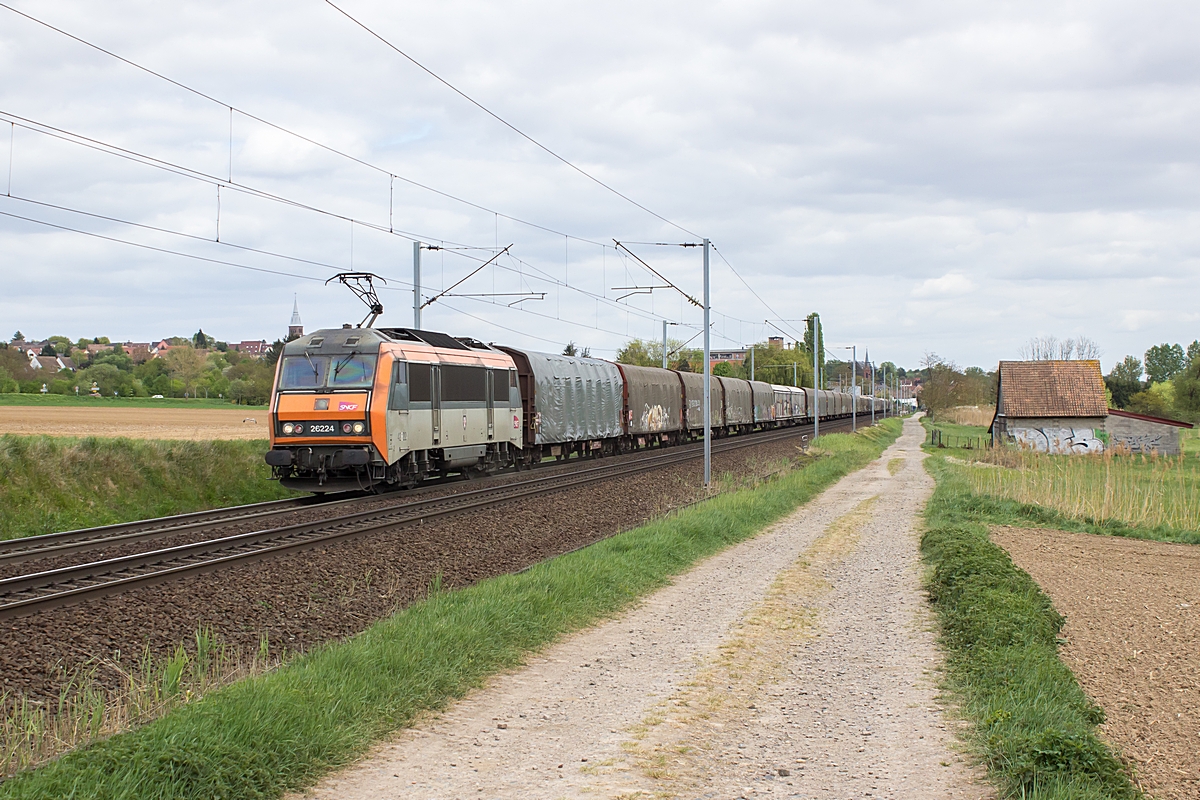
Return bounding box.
[279,354,377,390]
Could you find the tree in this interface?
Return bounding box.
[41,342,57,357]
[11,331,23,342]
[162,346,206,396]
[802,313,824,382]
[580,346,591,358]
[1187,340,1200,366]
[262,339,285,367]
[1019,335,1101,361]
[0,366,18,393]
[1173,357,1200,421]
[193,329,211,349]
[712,362,734,377]
[615,338,701,369]
[1126,390,1170,418]
[562,341,578,357]
[1144,343,1185,384]
[1110,355,1142,383]
[1105,355,1143,409]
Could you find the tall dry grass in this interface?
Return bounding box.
[941,405,996,426]
[965,447,1200,531]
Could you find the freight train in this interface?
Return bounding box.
[264,326,886,493]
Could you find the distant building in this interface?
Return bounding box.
[990,360,1108,454]
[709,349,747,367]
[122,342,155,364]
[289,296,304,339]
[232,340,269,356]
[28,352,74,372]
[768,336,784,350]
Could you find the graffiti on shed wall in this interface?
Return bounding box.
[1011,427,1105,454]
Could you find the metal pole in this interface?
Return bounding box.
[811,314,819,440]
[662,319,668,370]
[413,241,422,329]
[870,361,875,425]
[851,344,856,433]
[703,239,711,488]
[750,345,754,381]
[793,361,797,387]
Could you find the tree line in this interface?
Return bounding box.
[1105,340,1200,421]
[0,331,283,404]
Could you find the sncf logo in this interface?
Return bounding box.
[338,402,359,411]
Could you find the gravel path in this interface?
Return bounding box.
[297,416,992,799]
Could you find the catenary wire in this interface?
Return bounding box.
[0,1,614,249]
[0,209,324,282]
[322,0,702,240]
[0,9,793,346]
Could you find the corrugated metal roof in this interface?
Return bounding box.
[996,360,1107,418]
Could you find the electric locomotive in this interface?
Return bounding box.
[265,326,522,492]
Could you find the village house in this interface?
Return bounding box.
[990,360,1108,454]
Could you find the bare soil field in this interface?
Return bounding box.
[991,526,1199,800]
[0,406,269,440]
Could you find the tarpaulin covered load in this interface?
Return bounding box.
[617,363,684,434]
[500,348,623,445]
[719,377,754,425]
[749,380,775,422]
[678,371,724,429]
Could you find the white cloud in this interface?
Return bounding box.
[1,0,1199,368]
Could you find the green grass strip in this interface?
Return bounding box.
[920,453,1142,799]
[0,435,297,541]
[0,419,901,799]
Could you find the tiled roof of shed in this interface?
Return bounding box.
[996,360,1107,418]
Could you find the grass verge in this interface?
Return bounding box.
[920,417,1200,543]
[921,452,1142,799]
[0,419,901,799]
[0,435,297,540]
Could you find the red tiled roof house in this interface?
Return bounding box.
[990,360,1108,454]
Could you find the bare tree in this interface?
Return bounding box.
[1074,336,1102,359]
[1019,335,1100,361]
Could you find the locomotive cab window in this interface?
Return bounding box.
[278,354,376,390]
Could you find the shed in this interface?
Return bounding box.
[1104,409,1193,455]
[991,360,1108,454]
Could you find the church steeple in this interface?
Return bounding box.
[288,295,303,339]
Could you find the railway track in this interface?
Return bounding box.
[0,418,856,620]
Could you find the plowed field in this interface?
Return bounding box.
[0,406,269,440]
[991,526,1199,800]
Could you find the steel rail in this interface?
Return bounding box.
[0,418,832,566]
[0,418,853,620]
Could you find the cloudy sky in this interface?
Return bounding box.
[2,0,1197,370]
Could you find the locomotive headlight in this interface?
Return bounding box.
[342,422,353,434]
[282,423,295,434]
[352,422,365,434]
[293,424,304,434]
